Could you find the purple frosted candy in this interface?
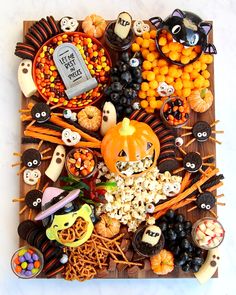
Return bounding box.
[32,253,39,261]
[19,256,25,263]
[25,270,32,277]
[27,263,34,271]
[20,270,26,276]
[24,252,31,261]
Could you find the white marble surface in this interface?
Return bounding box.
[0,0,235,294]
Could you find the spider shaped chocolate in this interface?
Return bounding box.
[187,189,225,218]
[173,147,215,175]
[20,100,63,128]
[12,178,49,219]
[181,120,224,147]
[12,140,51,175]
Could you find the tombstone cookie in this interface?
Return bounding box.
[60,17,79,32]
[17,59,37,97]
[53,43,98,99]
[114,12,132,39]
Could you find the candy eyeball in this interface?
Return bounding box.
[167,85,174,96]
[60,254,69,264]
[63,109,72,119]
[133,20,150,36]
[129,58,140,67]
[132,101,141,110]
[145,203,155,213]
[23,169,41,185]
[60,17,79,32]
[62,128,81,146]
[162,181,181,197]
[175,137,184,147]
[157,82,168,96]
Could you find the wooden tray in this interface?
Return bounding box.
[18,20,217,279]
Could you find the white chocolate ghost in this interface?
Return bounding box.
[157,82,174,97]
[60,17,79,32]
[18,59,37,97]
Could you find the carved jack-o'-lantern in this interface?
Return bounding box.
[101,118,160,177]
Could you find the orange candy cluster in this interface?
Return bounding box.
[158,29,201,64]
[131,31,213,113]
[35,33,110,109]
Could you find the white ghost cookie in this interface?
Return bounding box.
[23,169,41,185]
[18,59,37,97]
[45,145,66,182]
[62,128,81,146]
[60,17,79,32]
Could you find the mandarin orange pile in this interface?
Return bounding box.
[131,30,213,113]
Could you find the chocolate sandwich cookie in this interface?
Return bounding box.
[192,121,211,142]
[47,16,59,34]
[22,148,41,168]
[158,129,174,140]
[183,152,202,173]
[16,42,36,52]
[14,48,35,60]
[25,189,43,210]
[29,25,44,43]
[34,22,48,40]
[135,111,149,122]
[143,114,157,124]
[25,33,41,49]
[149,119,163,130]
[160,134,175,144]
[129,110,142,120]
[158,149,176,160]
[22,137,41,144]
[158,157,179,173]
[17,220,38,240]
[46,264,65,278]
[153,124,165,135]
[39,18,53,36]
[41,240,51,254]
[160,142,175,152]
[26,228,42,245]
[43,257,61,274]
[34,231,48,249]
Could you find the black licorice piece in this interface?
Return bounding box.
[67,118,102,140]
[22,137,41,144]
[34,122,64,132]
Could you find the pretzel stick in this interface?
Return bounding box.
[24,130,101,148]
[115,241,129,262]
[154,168,219,213]
[97,246,121,255]
[113,260,143,266]
[50,115,101,144]
[92,240,102,269]
[27,125,62,137]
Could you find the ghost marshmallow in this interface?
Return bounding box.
[162,182,181,197]
[18,59,37,97]
[62,128,81,146]
[141,225,162,247]
[60,17,79,32]
[23,169,41,185]
[45,145,66,182]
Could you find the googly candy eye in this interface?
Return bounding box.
[172,24,181,34]
[201,203,206,209]
[70,19,78,27]
[186,162,191,167]
[41,111,46,117]
[33,159,38,165]
[197,132,203,137]
[36,198,41,203]
[167,85,174,95]
[206,204,211,210]
[63,109,72,119]
[33,201,38,207]
[175,137,184,147]
[61,18,69,26]
[35,113,41,118]
[27,162,32,167]
[203,132,207,137]
[190,163,196,169]
[142,23,150,32]
[129,58,140,67]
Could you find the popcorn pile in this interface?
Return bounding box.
[96,162,182,231]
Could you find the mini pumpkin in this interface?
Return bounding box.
[101,118,160,178]
[82,14,107,38]
[95,214,120,238]
[188,88,213,113]
[150,249,174,275]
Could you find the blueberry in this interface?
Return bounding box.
[166,209,175,220]
[132,83,141,91]
[120,97,128,105]
[169,101,175,108]
[111,76,120,82]
[134,77,143,84]
[121,51,130,63]
[175,214,185,223]
[192,257,204,266]
[178,230,186,238]
[123,88,133,98]
[195,248,204,257]
[132,67,142,78]
[118,63,128,72]
[171,245,181,256]
[121,71,132,84]
[110,67,119,75]
[184,221,192,230]
[175,99,183,106]
[182,263,191,272]
[175,252,189,266]
[167,229,177,241]
[158,221,167,232]
[104,87,112,96]
[191,263,201,273]
[125,107,133,115]
[110,92,120,103]
[174,223,184,233]
[111,82,123,92]
[181,238,191,250]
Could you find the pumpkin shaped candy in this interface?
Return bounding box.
[150,249,174,275]
[101,118,160,178]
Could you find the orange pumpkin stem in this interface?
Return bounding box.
[119,118,135,136]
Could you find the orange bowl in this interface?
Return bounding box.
[33,32,112,110]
